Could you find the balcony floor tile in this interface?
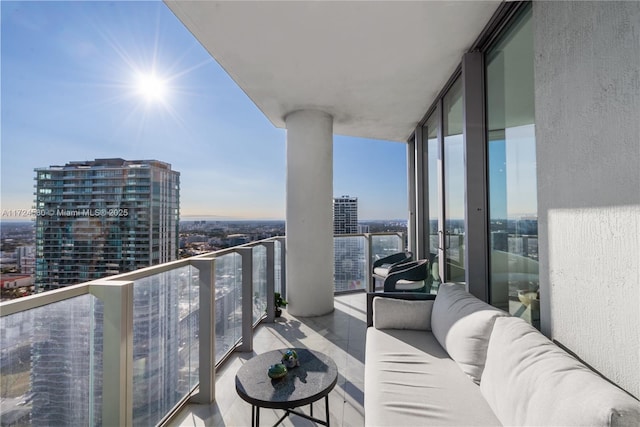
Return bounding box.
[167,292,367,427]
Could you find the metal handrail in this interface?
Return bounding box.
[0,281,90,316]
[0,236,284,314]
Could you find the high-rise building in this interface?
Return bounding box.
[34,158,180,291]
[29,159,181,425]
[333,195,358,235]
[332,196,364,291]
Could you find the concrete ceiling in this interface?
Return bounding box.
[165,0,502,142]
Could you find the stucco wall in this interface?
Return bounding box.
[534,1,639,398]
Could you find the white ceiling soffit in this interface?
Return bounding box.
[165,0,502,142]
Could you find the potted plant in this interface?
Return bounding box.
[274,292,288,317]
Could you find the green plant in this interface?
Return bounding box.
[275,292,288,307]
[274,292,287,316]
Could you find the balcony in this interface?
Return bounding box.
[0,232,400,426]
[3,2,638,423]
[168,292,366,426]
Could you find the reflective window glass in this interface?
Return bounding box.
[486,5,538,327]
[443,78,466,284]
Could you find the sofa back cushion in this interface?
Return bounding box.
[431,283,508,384]
[373,297,433,330]
[481,316,640,426]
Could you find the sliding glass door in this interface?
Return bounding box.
[424,77,465,288]
[418,3,536,326]
[443,78,465,284]
[425,113,440,290]
[486,5,538,326]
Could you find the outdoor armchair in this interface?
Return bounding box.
[383,259,429,292]
[371,251,413,291]
[372,251,413,276]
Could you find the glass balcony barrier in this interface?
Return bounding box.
[334,232,405,293]
[0,232,402,426]
[0,236,284,427]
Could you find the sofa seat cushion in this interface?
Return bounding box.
[365,328,502,427]
[431,283,509,384]
[481,317,640,427]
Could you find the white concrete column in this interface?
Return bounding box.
[285,109,334,316]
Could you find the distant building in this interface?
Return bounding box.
[29,159,180,426]
[227,234,250,246]
[16,246,36,274]
[333,195,358,234]
[34,158,180,291]
[0,274,34,299]
[0,274,33,290]
[185,234,208,244]
[333,196,364,291]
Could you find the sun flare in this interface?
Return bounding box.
[136,73,167,102]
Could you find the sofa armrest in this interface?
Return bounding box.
[366,292,435,327]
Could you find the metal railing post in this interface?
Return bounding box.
[190,258,216,404]
[365,233,374,292]
[236,247,253,352]
[89,280,133,427]
[264,241,276,323]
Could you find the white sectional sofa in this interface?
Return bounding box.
[364,283,640,426]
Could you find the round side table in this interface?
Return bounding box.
[235,348,338,426]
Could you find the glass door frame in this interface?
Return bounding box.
[418,101,445,285]
[422,83,462,286]
[418,59,489,298]
[412,2,528,301]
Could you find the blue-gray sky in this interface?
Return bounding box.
[1,0,408,221]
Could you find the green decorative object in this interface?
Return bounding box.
[274,292,288,317]
[281,349,299,369]
[267,363,288,379]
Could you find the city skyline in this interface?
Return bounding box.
[1,1,408,222]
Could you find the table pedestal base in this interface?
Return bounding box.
[251,395,330,427]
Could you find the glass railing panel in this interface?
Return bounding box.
[178,265,200,394]
[252,245,267,324]
[214,252,242,362]
[334,235,367,292]
[0,294,100,426]
[370,234,403,263]
[131,265,199,426]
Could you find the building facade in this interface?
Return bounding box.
[332,195,358,235]
[333,196,364,291]
[34,158,179,291]
[16,246,36,275]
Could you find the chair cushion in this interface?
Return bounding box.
[373,297,432,331]
[373,265,392,276]
[394,279,425,291]
[431,283,509,384]
[365,328,502,426]
[481,317,640,427]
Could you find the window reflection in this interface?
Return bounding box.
[486,5,539,327]
[426,114,441,289]
[444,78,466,284]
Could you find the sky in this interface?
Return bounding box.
[0,0,408,221]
